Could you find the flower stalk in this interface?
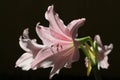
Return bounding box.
[92,66,102,80]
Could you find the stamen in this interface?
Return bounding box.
[56,44,59,52]
[60,45,63,49]
[56,44,59,47]
[57,47,59,52]
[51,45,54,47]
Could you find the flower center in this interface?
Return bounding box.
[50,43,63,54]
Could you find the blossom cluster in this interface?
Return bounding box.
[15,5,113,79]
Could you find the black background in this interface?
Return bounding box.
[0,0,120,80]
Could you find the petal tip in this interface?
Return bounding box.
[36,23,41,29]
[95,34,100,39]
[22,28,30,39]
[48,5,54,11]
[36,22,40,27]
[81,18,86,21]
[109,43,113,49]
[15,65,17,68]
[51,4,54,8]
[23,28,29,34]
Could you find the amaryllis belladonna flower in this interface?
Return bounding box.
[16,5,86,79]
[94,35,113,69]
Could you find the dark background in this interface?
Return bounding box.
[0,0,120,80]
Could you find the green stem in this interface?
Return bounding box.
[92,66,102,80]
[75,36,91,45]
[77,36,102,80]
[80,44,89,58]
[76,36,94,49]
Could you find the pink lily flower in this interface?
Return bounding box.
[31,5,86,79]
[94,35,113,69]
[15,5,85,79]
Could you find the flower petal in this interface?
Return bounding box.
[97,44,113,69]
[15,53,34,70]
[85,57,88,67]
[19,28,45,56]
[94,35,103,47]
[98,56,109,69]
[50,28,71,41]
[49,56,68,79]
[31,47,54,69]
[71,41,80,62]
[67,18,86,38]
[36,23,72,45]
[71,48,79,62]
[104,43,113,55]
[19,28,30,52]
[45,5,71,41]
[36,23,55,45]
